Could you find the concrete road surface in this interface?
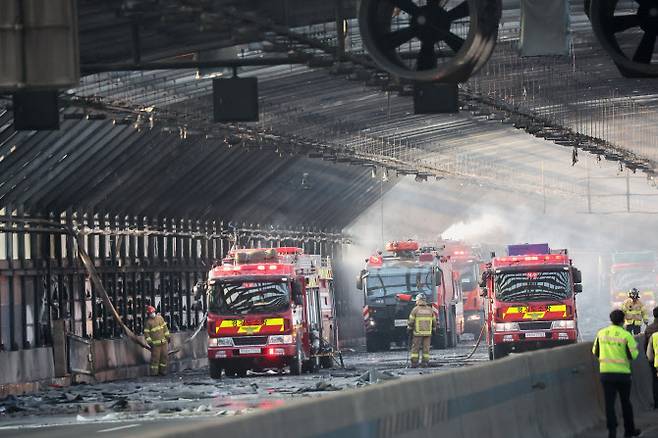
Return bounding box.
[0,343,487,437]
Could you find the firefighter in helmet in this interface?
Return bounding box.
[621,288,649,335]
[144,305,171,376]
[407,293,436,368]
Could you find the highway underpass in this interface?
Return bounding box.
[2,0,658,437]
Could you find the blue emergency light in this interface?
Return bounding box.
[507,243,550,256]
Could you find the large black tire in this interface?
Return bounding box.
[302,358,318,374]
[320,355,333,369]
[447,305,458,348]
[493,344,508,360]
[433,307,448,349]
[290,341,303,376]
[359,0,502,82]
[209,359,223,379]
[366,333,385,352]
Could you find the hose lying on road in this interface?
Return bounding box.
[461,324,486,360]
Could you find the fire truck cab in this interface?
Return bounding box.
[481,243,583,360]
[204,247,337,378]
[357,240,463,352]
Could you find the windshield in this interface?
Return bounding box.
[366,266,434,299]
[611,270,657,291]
[495,270,571,302]
[208,279,290,315]
[458,263,478,291]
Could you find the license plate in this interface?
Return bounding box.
[394,319,408,327]
[239,348,261,354]
[524,332,546,339]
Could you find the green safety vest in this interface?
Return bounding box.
[652,333,658,369]
[592,324,638,374]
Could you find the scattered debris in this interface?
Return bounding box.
[357,369,398,384]
[63,392,82,402]
[295,381,342,393]
[111,397,129,411]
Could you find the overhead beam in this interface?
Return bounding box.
[81,56,308,74]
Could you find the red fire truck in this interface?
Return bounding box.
[481,243,583,360]
[356,240,463,351]
[204,247,337,378]
[442,241,484,336]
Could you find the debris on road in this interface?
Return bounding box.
[296,381,342,393]
[357,369,398,384]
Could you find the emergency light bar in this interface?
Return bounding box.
[494,253,569,266]
[507,243,550,256]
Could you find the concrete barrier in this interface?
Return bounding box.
[0,329,207,395]
[0,347,55,385]
[92,330,207,382]
[139,340,655,438]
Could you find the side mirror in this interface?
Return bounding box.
[480,287,488,297]
[292,280,304,305]
[574,284,583,294]
[572,268,582,284]
[356,269,366,290]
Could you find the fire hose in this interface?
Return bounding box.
[461,323,486,360]
[74,232,207,356]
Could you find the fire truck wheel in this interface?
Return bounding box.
[366,334,380,352]
[493,344,509,359]
[290,342,304,375]
[236,367,248,378]
[209,359,223,379]
[432,331,447,349]
[320,355,333,369]
[302,358,318,374]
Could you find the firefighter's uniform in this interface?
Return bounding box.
[408,296,436,367]
[592,323,639,438]
[621,297,648,335]
[144,313,171,376]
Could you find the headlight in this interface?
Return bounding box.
[494,322,519,332]
[268,335,294,344]
[208,337,234,347]
[467,314,482,321]
[551,320,576,329]
[368,319,376,326]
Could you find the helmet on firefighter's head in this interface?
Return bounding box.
[629,288,640,299]
[414,293,427,303]
[146,305,156,314]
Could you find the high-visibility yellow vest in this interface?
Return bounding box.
[592,324,638,374]
[652,332,658,369]
[408,305,435,336]
[621,298,648,326]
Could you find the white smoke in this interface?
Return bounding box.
[441,212,509,243]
